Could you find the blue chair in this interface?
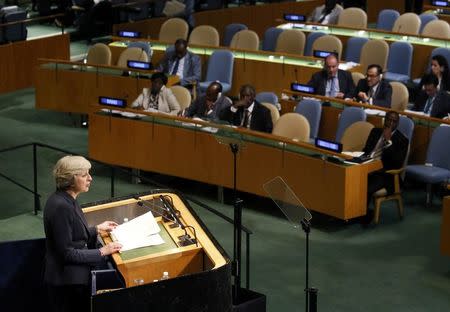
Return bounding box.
[223,23,247,46]
[344,37,368,63]
[0,6,27,43]
[384,41,413,83]
[406,126,450,206]
[413,47,450,85]
[261,27,283,51]
[398,116,415,144]
[294,99,322,139]
[335,107,366,142]
[419,13,438,34]
[199,50,234,93]
[303,31,326,56]
[128,41,153,60]
[376,9,400,31]
[255,92,278,105]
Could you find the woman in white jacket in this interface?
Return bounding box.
[132,72,181,115]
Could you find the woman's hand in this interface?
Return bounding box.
[97,221,118,233]
[99,242,122,256]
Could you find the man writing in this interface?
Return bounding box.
[308,53,355,99]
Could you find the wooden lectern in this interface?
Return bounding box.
[82,190,232,311]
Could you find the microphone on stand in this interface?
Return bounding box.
[133,194,197,247]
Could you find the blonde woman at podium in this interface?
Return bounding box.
[43,155,122,312]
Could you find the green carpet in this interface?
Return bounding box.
[1,75,450,312]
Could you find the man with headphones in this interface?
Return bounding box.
[183,81,232,121]
[352,64,392,108]
[307,53,355,99]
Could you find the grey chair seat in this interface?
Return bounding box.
[406,165,450,184]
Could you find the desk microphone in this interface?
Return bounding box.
[133,195,197,247]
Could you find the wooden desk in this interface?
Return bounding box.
[88,110,381,220]
[279,91,450,164]
[112,1,322,41]
[0,34,70,94]
[423,4,450,24]
[34,60,179,114]
[441,196,450,257]
[278,22,450,79]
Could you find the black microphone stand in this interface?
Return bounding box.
[230,142,243,305]
[301,218,318,312]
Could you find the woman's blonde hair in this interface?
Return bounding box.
[53,155,91,190]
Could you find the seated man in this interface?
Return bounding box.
[157,39,201,90]
[308,54,355,99]
[184,81,232,121]
[413,73,450,119]
[307,0,343,25]
[131,72,181,115]
[219,84,273,133]
[352,64,392,108]
[362,110,409,223]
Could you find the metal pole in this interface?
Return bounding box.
[33,144,40,215]
[110,167,115,198]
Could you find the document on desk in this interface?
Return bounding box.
[110,211,164,252]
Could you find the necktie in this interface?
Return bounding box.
[329,77,336,97]
[171,58,180,75]
[242,109,250,128]
[423,97,434,114]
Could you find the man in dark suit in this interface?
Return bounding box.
[219,84,273,133]
[362,111,409,224]
[308,53,355,99]
[157,39,201,89]
[184,81,232,121]
[413,73,450,119]
[352,64,392,108]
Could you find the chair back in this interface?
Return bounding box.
[200,50,234,92]
[86,43,112,65]
[419,13,438,33]
[335,107,367,142]
[397,116,415,143]
[0,6,27,43]
[159,18,189,43]
[344,37,368,63]
[390,82,409,111]
[392,13,421,35]
[304,31,326,56]
[189,25,220,47]
[337,7,367,28]
[312,35,342,60]
[360,39,389,71]
[341,121,374,151]
[230,30,259,51]
[262,27,284,51]
[261,102,280,126]
[294,99,322,139]
[170,85,192,110]
[426,126,450,169]
[385,41,413,82]
[275,29,305,55]
[272,113,310,142]
[223,23,247,46]
[422,20,450,39]
[376,9,400,31]
[351,71,365,86]
[255,92,278,105]
[117,47,149,68]
[127,41,153,60]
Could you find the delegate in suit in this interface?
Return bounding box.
[44,156,122,312]
[307,0,343,24]
[308,53,355,99]
[352,64,392,108]
[157,39,201,88]
[413,73,450,119]
[219,84,273,133]
[362,111,409,224]
[184,81,232,121]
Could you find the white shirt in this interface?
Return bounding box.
[170,56,186,79]
[230,102,255,128]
